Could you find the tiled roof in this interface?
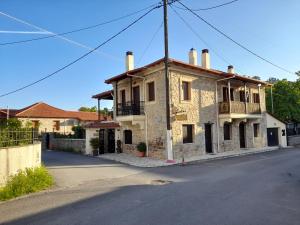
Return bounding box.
[1,102,108,121]
[84,121,120,129]
[105,58,270,86]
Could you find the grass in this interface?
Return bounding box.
[0,166,54,201]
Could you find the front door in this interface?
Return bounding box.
[267,128,279,146]
[239,122,246,148]
[99,129,105,154]
[132,86,140,115]
[107,129,115,153]
[205,123,213,153]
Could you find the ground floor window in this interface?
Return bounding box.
[183,124,193,143]
[253,123,260,137]
[224,123,232,140]
[124,130,132,144]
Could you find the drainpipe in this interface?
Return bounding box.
[127,74,149,157]
[215,75,235,153]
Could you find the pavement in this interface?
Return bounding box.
[0,148,299,225]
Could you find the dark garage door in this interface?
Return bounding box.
[267,128,279,146]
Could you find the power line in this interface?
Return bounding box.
[0,30,51,34]
[137,21,163,65]
[0,5,161,98]
[0,3,157,46]
[173,0,239,11]
[176,1,294,75]
[170,6,234,68]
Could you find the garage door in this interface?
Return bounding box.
[267,128,279,146]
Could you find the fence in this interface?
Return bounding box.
[0,129,39,148]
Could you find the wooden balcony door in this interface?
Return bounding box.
[132,86,140,115]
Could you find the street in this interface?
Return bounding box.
[0,149,299,225]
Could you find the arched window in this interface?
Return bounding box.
[124,130,132,144]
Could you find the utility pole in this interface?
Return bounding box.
[163,0,173,161]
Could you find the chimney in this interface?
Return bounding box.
[189,48,198,65]
[125,51,134,71]
[227,65,235,74]
[201,49,210,69]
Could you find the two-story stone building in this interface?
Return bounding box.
[93,49,270,160]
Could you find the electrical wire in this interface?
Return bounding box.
[0,5,161,98]
[137,21,163,66]
[176,1,294,75]
[0,4,157,46]
[173,0,239,11]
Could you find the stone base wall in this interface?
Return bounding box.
[0,143,41,186]
[50,138,85,153]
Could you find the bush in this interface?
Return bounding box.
[136,142,147,153]
[89,138,99,150]
[0,166,53,201]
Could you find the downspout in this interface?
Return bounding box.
[127,74,149,157]
[215,75,235,153]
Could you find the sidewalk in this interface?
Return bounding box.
[98,146,287,168]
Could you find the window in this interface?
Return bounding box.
[121,90,126,106]
[182,81,191,101]
[253,93,260,103]
[124,130,132,144]
[253,123,260,137]
[224,123,232,140]
[240,91,249,102]
[53,121,60,131]
[147,82,155,101]
[183,124,193,143]
[223,87,234,102]
[31,120,39,129]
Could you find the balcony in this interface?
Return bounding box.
[117,101,145,116]
[219,101,261,115]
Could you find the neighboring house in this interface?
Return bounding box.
[91,49,271,160]
[0,102,108,133]
[266,113,287,147]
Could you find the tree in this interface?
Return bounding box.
[252,76,261,80]
[266,77,279,84]
[266,79,300,122]
[78,106,97,112]
[0,118,22,129]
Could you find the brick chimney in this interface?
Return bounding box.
[201,49,210,69]
[189,48,198,65]
[126,51,134,71]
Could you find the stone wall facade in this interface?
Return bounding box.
[49,136,85,153]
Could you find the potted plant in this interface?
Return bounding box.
[136,142,146,157]
[89,138,99,156]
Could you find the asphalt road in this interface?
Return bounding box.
[0,149,299,225]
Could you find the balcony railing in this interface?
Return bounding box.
[219,101,261,114]
[117,101,145,116]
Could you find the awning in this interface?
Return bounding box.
[92,90,113,100]
[84,121,119,129]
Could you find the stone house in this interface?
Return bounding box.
[93,49,270,160]
[0,102,107,134]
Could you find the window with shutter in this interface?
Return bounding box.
[147,82,155,101]
[182,81,191,101]
[183,124,193,143]
[124,130,132,144]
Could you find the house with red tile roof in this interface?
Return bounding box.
[1,102,110,133]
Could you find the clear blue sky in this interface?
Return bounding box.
[0,0,299,110]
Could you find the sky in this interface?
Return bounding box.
[0,0,299,111]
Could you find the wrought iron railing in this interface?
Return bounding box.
[0,128,39,148]
[117,101,145,116]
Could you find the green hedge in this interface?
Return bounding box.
[0,166,54,201]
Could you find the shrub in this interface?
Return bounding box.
[0,166,53,201]
[89,138,99,150]
[136,142,147,153]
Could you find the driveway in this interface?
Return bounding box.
[43,150,146,188]
[0,149,299,225]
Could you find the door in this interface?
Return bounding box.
[99,129,105,154]
[267,128,279,146]
[239,122,246,148]
[107,129,115,153]
[132,86,140,115]
[205,123,213,153]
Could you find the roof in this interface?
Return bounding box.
[1,102,107,121]
[84,121,120,129]
[92,90,113,100]
[105,58,270,86]
[266,112,287,124]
